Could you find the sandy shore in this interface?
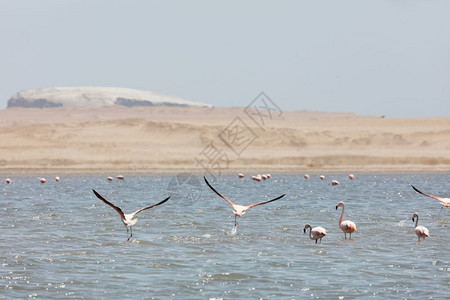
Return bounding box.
[0,106,449,175]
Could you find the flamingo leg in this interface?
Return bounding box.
[344,233,347,240]
[349,233,352,240]
[315,239,318,244]
[127,226,133,241]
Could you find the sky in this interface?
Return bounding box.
[1,0,449,117]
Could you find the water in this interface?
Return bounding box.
[1,174,449,299]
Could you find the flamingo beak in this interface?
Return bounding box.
[335,206,338,210]
[303,229,306,234]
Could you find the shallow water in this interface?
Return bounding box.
[1,174,449,299]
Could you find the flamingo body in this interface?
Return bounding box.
[412,212,429,241]
[336,201,357,239]
[303,224,327,244]
[92,189,170,240]
[203,177,285,227]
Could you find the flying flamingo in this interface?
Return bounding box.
[336,201,357,239]
[303,224,327,244]
[412,212,429,241]
[92,189,170,241]
[203,177,285,227]
[411,185,450,213]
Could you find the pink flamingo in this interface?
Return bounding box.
[204,177,285,227]
[411,185,450,213]
[304,174,309,179]
[412,212,429,241]
[92,189,170,241]
[349,173,355,180]
[107,176,113,181]
[116,175,125,181]
[331,180,340,186]
[238,173,245,179]
[320,175,325,180]
[40,178,46,184]
[303,224,327,244]
[5,178,12,184]
[336,201,357,239]
[55,176,60,182]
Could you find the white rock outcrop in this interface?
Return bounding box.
[7,87,211,108]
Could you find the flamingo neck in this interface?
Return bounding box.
[414,215,419,228]
[308,227,313,239]
[339,206,344,226]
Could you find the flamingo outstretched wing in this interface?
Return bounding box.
[247,194,286,208]
[132,196,170,215]
[204,177,235,206]
[411,185,442,200]
[93,189,126,219]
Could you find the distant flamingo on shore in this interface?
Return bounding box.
[92,189,170,241]
[336,201,357,239]
[203,177,285,227]
[412,212,429,241]
[303,224,327,244]
[411,185,450,214]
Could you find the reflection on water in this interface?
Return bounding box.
[1,174,449,298]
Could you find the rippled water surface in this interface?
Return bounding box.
[1,174,449,299]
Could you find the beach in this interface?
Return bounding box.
[0,106,449,174]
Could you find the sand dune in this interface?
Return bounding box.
[0,106,449,174]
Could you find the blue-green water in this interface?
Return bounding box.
[1,174,449,299]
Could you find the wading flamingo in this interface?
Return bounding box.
[412,212,429,241]
[203,177,285,227]
[303,224,327,244]
[336,201,357,239]
[411,185,450,213]
[92,189,170,241]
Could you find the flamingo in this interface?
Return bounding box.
[303,224,327,244]
[331,180,340,186]
[92,189,170,241]
[203,177,285,227]
[238,173,244,179]
[336,201,357,239]
[107,176,113,181]
[5,178,12,184]
[40,178,46,184]
[412,212,429,241]
[411,185,450,213]
[349,173,355,180]
[304,174,309,179]
[116,175,125,181]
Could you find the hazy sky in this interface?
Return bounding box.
[1,0,449,117]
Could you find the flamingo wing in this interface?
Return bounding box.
[246,194,286,209]
[204,177,235,206]
[411,185,442,200]
[340,221,357,231]
[132,196,170,215]
[92,189,126,219]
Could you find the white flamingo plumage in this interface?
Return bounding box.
[303,224,327,244]
[412,212,429,241]
[92,189,170,241]
[336,201,357,239]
